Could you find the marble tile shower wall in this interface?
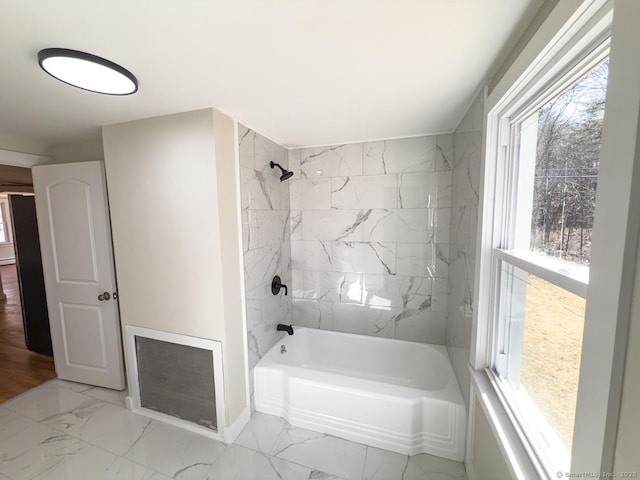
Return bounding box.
[446,91,484,407]
[288,135,454,344]
[238,125,292,402]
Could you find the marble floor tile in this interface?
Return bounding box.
[0,407,37,444]
[49,379,93,393]
[29,443,117,480]
[409,453,467,479]
[271,424,367,479]
[98,457,173,480]
[83,386,128,407]
[3,383,95,422]
[0,422,89,480]
[123,419,226,478]
[363,447,411,480]
[209,444,312,480]
[235,411,287,453]
[363,447,468,480]
[43,400,154,456]
[0,381,465,480]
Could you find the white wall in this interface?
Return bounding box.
[102,108,248,428]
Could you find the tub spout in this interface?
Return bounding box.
[277,324,294,335]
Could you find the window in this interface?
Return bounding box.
[0,201,9,243]
[487,54,609,474]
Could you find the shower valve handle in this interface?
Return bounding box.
[271,275,288,296]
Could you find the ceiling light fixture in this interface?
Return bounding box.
[38,48,138,95]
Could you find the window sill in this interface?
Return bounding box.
[469,367,545,480]
[495,249,588,297]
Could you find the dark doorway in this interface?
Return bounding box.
[9,194,52,355]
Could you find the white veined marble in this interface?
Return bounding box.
[302,209,371,242]
[363,137,437,175]
[396,242,449,278]
[445,91,484,408]
[271,424,367,479]
[363,209,439,244]
[0,380,466,480]
[291,241,334,272]
[332,242,396,275]
[290,178,332,210]
[398,171,452,209]
[331,175,399,210]
[299,144,363,179]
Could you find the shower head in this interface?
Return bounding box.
[270,161,294,182]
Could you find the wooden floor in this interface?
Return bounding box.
[0,264,56,403]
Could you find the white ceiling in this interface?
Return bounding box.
[1,0,540,150]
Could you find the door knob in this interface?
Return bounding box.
[98,292,111,301]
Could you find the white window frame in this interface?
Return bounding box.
[471,0,640,476]
[0,199,10,244]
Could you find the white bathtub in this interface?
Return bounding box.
[254,327,466,461]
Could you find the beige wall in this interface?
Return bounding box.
[102,108,248,427]
[103,109,225,339]
[49,138,105,163]
[469,397,513,480]
[212,109,249,425]
[614,234,640,471]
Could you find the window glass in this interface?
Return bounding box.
[529,60,609,265]
[495,263,585,457]
[0,202,7,243]
[492,56,609,472]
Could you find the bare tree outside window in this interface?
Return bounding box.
[531,59,609,264]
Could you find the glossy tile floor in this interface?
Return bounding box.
[0,380,467,480]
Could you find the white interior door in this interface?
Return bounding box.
[32,161,125,390]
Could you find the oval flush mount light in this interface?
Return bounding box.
[38,48,138,95]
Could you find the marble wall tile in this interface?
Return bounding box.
[446,91,484,408]
[363,136,436,174]
[239,125,292,401]
[398,172,452,209]
[291,241,334,271]
[290,178,332,210]
[332,242,396,275]
[394,310,447,344]
[300,270,346,302]
[289,134,456,346]
[292,299,333,329]
[361,274,431,310]
[238,125,255,170]
[290,210,303,241]
[331,175,398,209]
[451,131,481,208]
[288,149,301,176]
[330,303,396,338]
[450,205,478,254]
[244,244,283,292]
[396,243,449,278]
[299,144,363,178]
[431,278,448,313]
[302,209,369,242]
[363,209,435,244]
[430,208,451,245]
[435,134,454,172]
